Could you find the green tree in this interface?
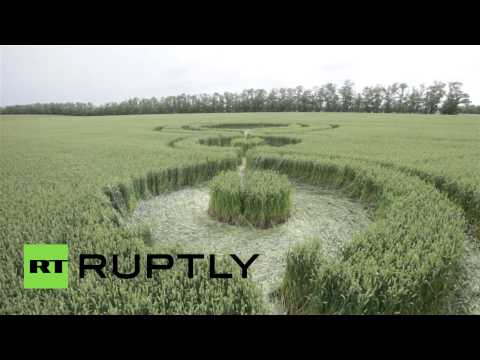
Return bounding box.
[339,80,355,112]
[383,83,398,113]
[440,82,470,115]
[396,83,408,113]
[424,81,446,114]
[323,83,339,112]
[407,85,425,113]
[353,93,363,112]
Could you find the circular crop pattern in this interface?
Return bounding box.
[208,170,292,228]
[128,183,372,307]
[5,112,479,316]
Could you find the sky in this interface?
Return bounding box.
[1,45,480,106]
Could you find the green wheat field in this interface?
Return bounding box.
[1,112,479,314]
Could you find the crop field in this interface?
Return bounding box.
[1,112,479,314]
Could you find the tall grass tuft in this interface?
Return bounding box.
[208,169,292,228]
[260,136,302,147]
[231,137,265,156]
[198,135,239,147]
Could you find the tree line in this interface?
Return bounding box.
[1,81,478,116]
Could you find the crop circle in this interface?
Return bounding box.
[128,182,372,303]
[208,169,292,228]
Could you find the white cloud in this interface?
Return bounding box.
[2,45,479,106]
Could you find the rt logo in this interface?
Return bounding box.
[24,244,69,289]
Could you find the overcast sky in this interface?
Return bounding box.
[1,45,480,106]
